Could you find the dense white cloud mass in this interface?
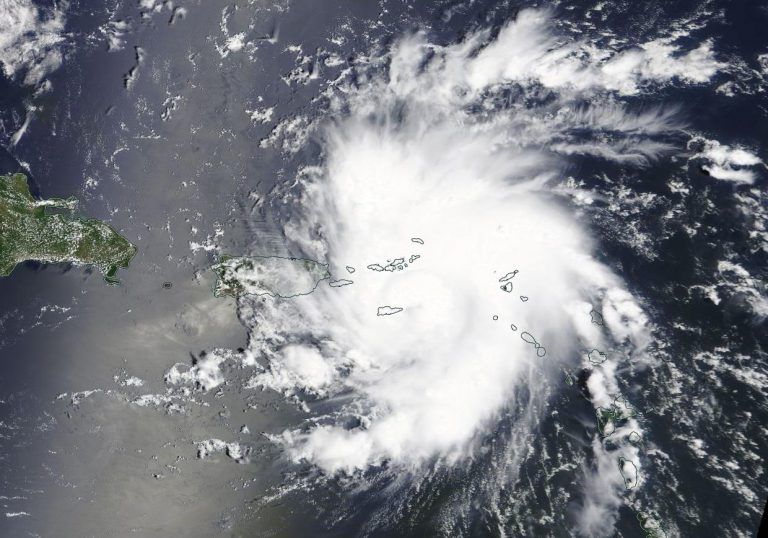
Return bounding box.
[270,114,650,483]
[238,8,726,534]
[0,0,66,86]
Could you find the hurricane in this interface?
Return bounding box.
[2,2,766,537]
[233,9,708,535]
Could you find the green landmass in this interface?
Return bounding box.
[634,510,667,538]
[596,396,638,437]
[0,173,136,283]
[212,255,330,298]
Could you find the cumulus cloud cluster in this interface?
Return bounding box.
[0,0,66,86]
[165,349,236,392]
[688,136,765,184]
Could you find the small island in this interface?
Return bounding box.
[212,255,330,298]
[0,173,137,283]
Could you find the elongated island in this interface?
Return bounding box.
[212,255,330,298]
[0,173,137,283]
